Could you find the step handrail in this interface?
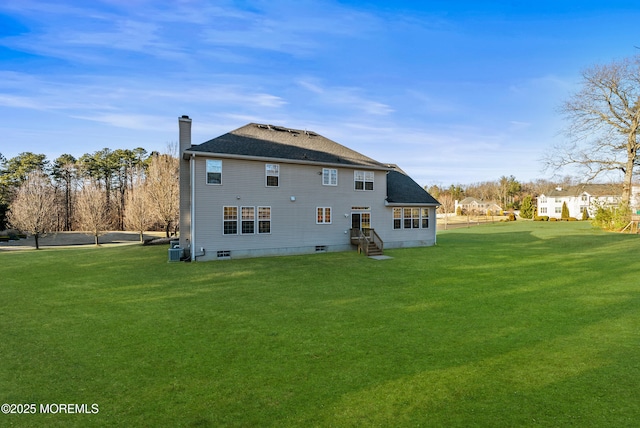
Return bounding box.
[350,228,383,255]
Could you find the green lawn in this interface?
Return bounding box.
[1,221,639,427]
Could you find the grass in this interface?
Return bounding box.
[1,221,640,427]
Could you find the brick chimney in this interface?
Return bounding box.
[179,115,192,256]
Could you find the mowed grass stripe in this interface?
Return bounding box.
[1,221,639,427]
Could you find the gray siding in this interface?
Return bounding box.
[189,156,437,260]
[378,206,437,249]
[192,157,391,260]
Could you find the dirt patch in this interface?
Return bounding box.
[0,231,167,251]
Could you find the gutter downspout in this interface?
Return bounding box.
[190,154,196,262]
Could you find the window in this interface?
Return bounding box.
[317,207,331,224]
[223,206,237,234]
[361,212,371,229]
[540,207,548,214]
[242,207,255,234]
[393,207,429,229]
[354,171,374,190]
[555,207,562,214]
[393,208,402,229]
[404,208,420,229]
[581,194,588,202]
[421,208,429,228]
[258,206,271,234]
[323,168,337,186]
[206,160,222,185]
[540,196,547,204]
[266,164,279,187]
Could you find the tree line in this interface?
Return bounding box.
[426,175,581,219]
[0,146,178,248]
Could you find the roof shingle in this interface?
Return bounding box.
[187,123,387,169]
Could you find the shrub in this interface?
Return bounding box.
[591,202,631,231]
[568,217,578,221]
[549,217,557,222]
[507,212,517,221]
[534,216,549,221]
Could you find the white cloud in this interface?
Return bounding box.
[297,79,394,116]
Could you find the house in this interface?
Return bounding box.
[536,184,623,219]
[177,116,440,261]
[455,197,502,215]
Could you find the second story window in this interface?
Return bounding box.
[266,164,279,187]
[206,159,222,185]
[323,168,337,186]
[354,171,374,190]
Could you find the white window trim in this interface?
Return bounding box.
[223,206,238,235]
[241,206,255,235]
[322,168,338,186]
[354,170,374,191]
[258,206,271,234]
[225,206,271,235]
[317,207,332,224]
[393,207,430,230]
[206,159,222,185]
[266,164,279,187]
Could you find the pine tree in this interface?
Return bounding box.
[520,195,534,219]
[561,201,570,219]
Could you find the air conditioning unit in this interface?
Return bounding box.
[168,247,183,262]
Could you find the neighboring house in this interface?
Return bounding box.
[536,184,624,219]
[178,116,440,261]
[455,197,502,215]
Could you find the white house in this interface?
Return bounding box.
[178,116,440,261]
[536,184,623,219]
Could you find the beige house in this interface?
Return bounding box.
[455,197,502,215]
[177,116,440,261]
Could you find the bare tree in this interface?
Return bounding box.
[7,169,56,249]
[124,169,154,242]
[146,147,179,237]
[548,55,640,205]
[436,193,455,230]
[76,180,110,245]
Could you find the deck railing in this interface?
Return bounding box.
[350,228,383,255]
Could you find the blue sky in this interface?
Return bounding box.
[1,1,639,186]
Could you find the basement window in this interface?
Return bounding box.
[217,250,231,259]
[315,245,327,252]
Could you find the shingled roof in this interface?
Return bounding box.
[545,183,623,197]
[186,123,387,169]
[186,123,439,206]
[386,167,440,206]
